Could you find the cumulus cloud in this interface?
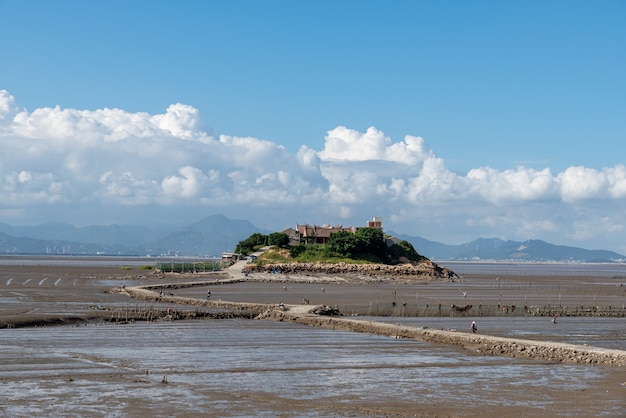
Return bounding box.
[1,89,625,252]
[318,126,388,161]
[466,166,557,204]
[558,166,610,202]
[565,165,626,201]
[0,90,23,124]
[606,165,626,198]
[161,166,207,199]
[319,126,440,167]
[0,90,325,210]
[154,104,201,138]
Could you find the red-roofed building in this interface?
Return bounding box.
[287,217,383,245]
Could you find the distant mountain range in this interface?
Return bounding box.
[388,232,625,263]
[0,214,265,257]
[0,215,624,262]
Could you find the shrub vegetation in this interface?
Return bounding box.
[235,228,426,265]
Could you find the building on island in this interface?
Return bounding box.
[366,216,382,229]
[285,217,383,245]
[221,251,241,263]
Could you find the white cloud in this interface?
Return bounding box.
[17,170,32,183]
[99,170,158,204]
[153,103,201,138]
[385,135,437,165]
[558,166,609,202]
[0,90,23,124]
[318,126,389,161]
[1,169,69,204]
[296,145,320,171]
[466,166,556,204]
[161,166,207,199]
[569,216,624,242]
[1,89,625,252]
[605,164,626,198]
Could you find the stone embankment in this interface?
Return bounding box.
[115,282,626,367]
[262,308,626,367]
[242,260,459,282]
[110,281,268,315]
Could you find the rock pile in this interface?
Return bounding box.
[242,260,459,281]
[311,305,341,316]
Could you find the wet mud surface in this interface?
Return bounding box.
[1,258,625,416]
[2,320,625,417]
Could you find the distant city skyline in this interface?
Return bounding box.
[1,1,625,253]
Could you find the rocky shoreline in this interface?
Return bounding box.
[242,259,460,281]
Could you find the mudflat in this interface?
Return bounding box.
[3,260,625,326]
[1,259,625,417]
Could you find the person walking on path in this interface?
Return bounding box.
[470,321,477,333]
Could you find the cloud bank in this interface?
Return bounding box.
[1,90,624,253]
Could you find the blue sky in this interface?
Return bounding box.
[1,1,625,255]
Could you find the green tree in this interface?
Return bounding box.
[289,243,307,258]
[235,233,268,255]
[355,227,387,259]
[268,232,290,247]
[327,230,359,258]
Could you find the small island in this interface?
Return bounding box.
[235,217,459,282]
